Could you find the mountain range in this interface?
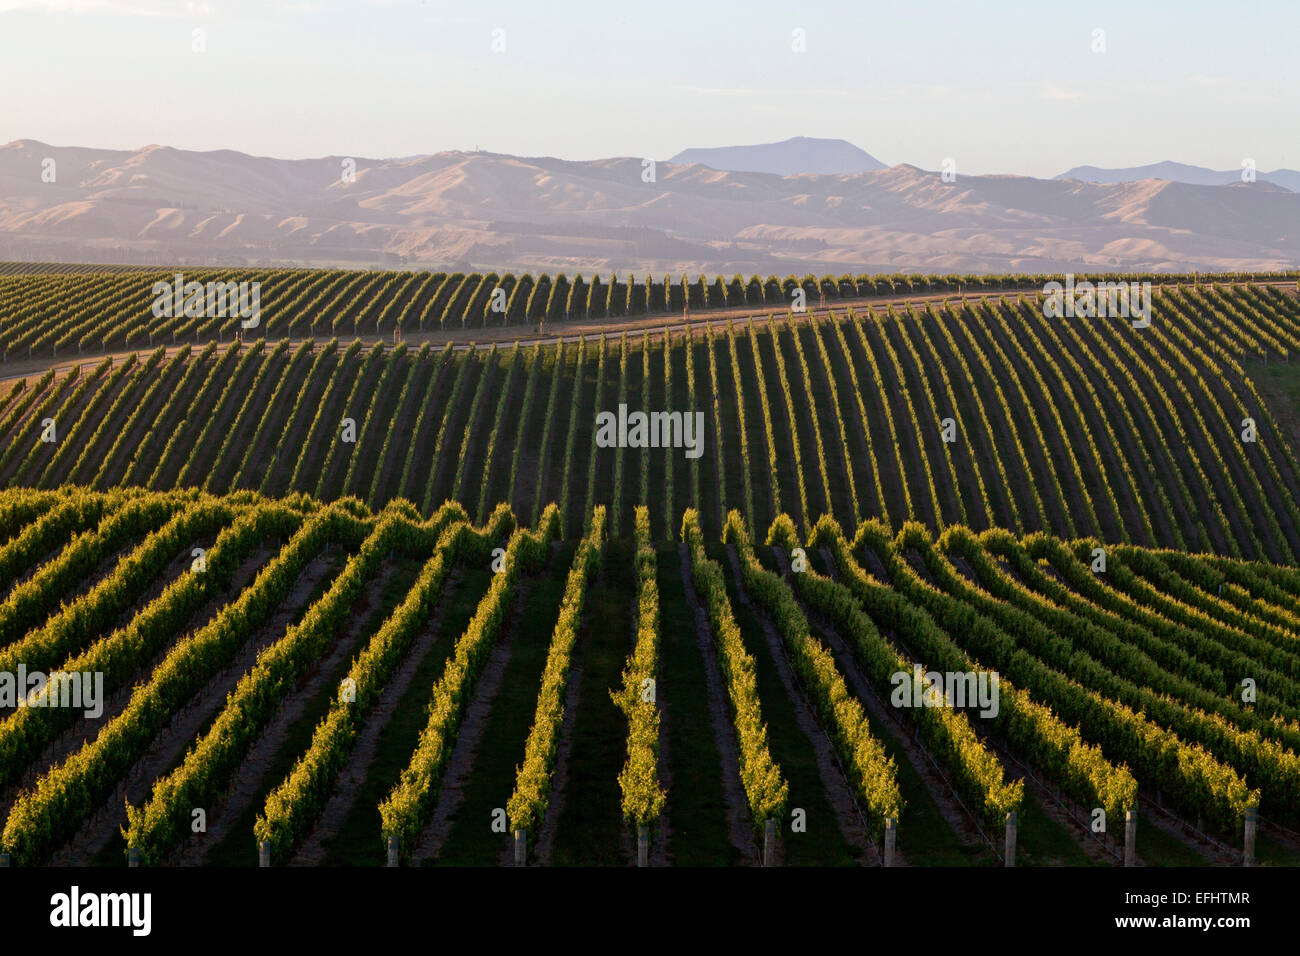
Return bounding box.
[0,138,1296,275]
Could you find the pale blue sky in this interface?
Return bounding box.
[0,0,1294,176]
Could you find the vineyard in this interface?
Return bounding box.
[2,283,1299,556]
[0,487,1297,867]
[0,262,161,278]
[0,269,1297,868]
[0,264,1295,359]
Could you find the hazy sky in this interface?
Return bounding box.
[0,0,1295,177]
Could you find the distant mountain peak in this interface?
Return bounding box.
[668,136,886,176]
[1057,160,1300,193]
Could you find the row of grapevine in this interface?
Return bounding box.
[612,506,667,831]
[682,508,788,829]
[506,507,606,838]
[722,323,759,529]
[555,337,586,530]
[530,341,566,527]
[609,337,628,538]
[578,337,606,536]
